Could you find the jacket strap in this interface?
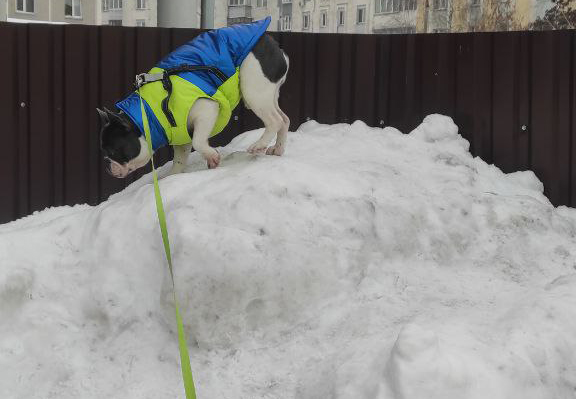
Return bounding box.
[134,64,228,129]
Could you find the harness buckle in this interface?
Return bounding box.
[134,73,147,89]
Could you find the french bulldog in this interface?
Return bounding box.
[97,24,289,178]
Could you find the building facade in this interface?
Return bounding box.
[4,0,158,26]
[213,0,549,33]
[101,0,157,27]
[6,0,98,24]
[157,0,200,28]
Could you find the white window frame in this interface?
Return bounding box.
[282,0,292,3]
[320,9,328,28]
[106,0,122,10]
[136,0,147,9]
[356,5,366,23]
[108,19,122,25]
[16,0,35,13]
[337,6,345,26]
[229,0,246,5]
[282,15,291,30]
[375,0,416,13]
[302,11,310,29]
[256,0,268,6]
[65,0,82,18]
[136,19,146,26]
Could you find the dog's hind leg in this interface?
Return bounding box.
[240,35,289,155]
[266,75,290,156]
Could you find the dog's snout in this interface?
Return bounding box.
[104,157,127,178]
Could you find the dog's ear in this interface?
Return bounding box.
[103,107,128,127]
[96,108,110,128]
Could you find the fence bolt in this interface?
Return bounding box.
[234,115,239,121]
[306,117,310,121]
[379,120,385,126]
[20,102,26,108]
[521,125,527,131]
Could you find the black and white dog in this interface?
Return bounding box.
[97,31,289,178]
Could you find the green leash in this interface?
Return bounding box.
[138,89,198,399]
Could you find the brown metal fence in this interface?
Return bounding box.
[0,23,574,224]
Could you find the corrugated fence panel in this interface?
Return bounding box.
[388,34,409,132]
[338,34,354,124]
[16,24,30,218]
[471,33,493,163]
[492,32,525,173]
[87,27,102,205]
[1,24,576,222]
[52,26,65,208]
[316,34,339,123]
[64,25,91,206]
[571,34,576,207]
[375,35,391,128]
[28,25,56,213]
[455,33,475,145]
[531,30,572,205]
[0,24,18,223]
[352,34,379,126]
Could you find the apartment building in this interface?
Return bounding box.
[101,0,157,27]
[215,0,550,33]
[0,0,6,21]
[292,0,375,33]
[4,1,158,26]
[6,0,98,24]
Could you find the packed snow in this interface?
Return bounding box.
[2,114,576,399]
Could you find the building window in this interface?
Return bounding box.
[65,0,82,17]
[229,0,246,5]
[108,19,122,25]
[136,19,146,26]
[281,15,291,30]
[434,0,447,10]
[282,0,292,3]
[375,0,416,13]
[16,0,34,13]
[320,9,328,27]
[103,0,122,10]
[256,0,268,6]
[471,0,480,6]
[303,12,310,29]
[136,0,147,9]
[337,6,345,26]
[356,5,366,23]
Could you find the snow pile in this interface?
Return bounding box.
[2,115,576,399]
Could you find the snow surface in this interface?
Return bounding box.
[2,114,576,399]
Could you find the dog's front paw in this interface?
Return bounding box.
[203,148,221,169]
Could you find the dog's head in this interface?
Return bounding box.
[97,107,151,178]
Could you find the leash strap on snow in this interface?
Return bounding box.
[137,88,198,399]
